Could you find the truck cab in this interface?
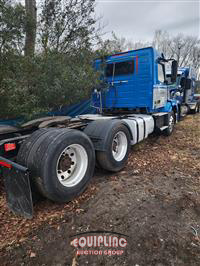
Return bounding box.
[166,67,199,114]
[92,47,179,116]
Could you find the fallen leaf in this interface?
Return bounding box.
[30,252,36,258]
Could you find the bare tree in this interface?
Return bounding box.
[24,0,37,56]
[96,32,150,56]
[152,30,200,71]
[190,45,200,73]
[152,30,171,57]
[126,40,150,51]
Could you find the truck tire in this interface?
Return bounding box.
[163,112,175,136]
[17,128,52,167]
[96,124,131,172]
[17,128,55,200]
[17,129,95,203]
[190,104,199,114]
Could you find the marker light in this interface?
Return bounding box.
[4,143,16,152]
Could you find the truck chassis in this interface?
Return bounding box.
[0,112,175,218]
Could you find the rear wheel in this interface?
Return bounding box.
[17,129,95,202]
[17,128,54,201]
[96,124,131,172]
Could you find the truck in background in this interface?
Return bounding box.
[0,47,180,218]
[166,67,200,116]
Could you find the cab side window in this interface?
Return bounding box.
[158,64,165,83]
[105,61,134,77]
[115,61,134,76]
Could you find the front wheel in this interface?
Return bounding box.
[190,104,199,114]
[96,124,131,172]
[163,112,175,136]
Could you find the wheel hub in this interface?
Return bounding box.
[57,147,77,181]
[113,138,119,153]
[59,154,72,172]
[112,131,128,162]
[56,144,88,187]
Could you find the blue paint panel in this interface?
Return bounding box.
[93,47,157,112]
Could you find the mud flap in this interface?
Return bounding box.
[3,167,33,219]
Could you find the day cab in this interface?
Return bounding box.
[92,46,179,118]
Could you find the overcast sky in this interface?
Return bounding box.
[95,0,200,41]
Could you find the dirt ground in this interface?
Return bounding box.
[0,114,200,266]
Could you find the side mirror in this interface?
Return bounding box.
[180,77,186,88]
[185,79,192,90]
[171,60,178,83]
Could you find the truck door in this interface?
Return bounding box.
[153,63,168,110]
[103,57,135,108]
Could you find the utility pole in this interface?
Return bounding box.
[24,0,37,56]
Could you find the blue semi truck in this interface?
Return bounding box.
[92,47,180,120]
[0,47,181,218]
[166,67,200,115]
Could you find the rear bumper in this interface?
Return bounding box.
[0,156,33,219]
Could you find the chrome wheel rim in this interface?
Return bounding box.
[56,144,88,187]
[169,115,175,133]
[112,131,128,161]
